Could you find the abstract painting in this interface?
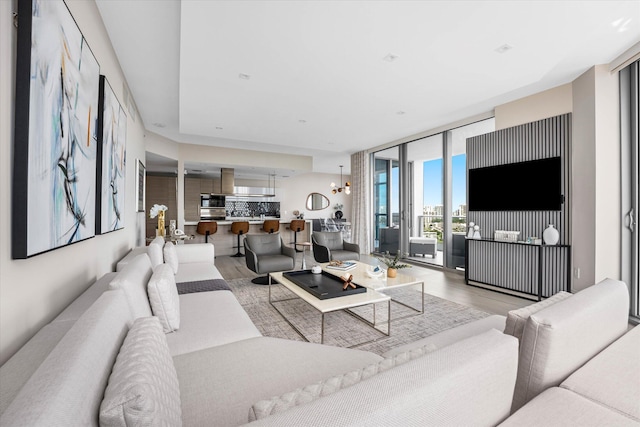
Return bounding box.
[96,76,126,234]
[12,0,100,258]
[136,159,146,213]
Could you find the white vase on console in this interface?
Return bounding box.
[543,224,559,245]
[472,225,481,239]
[467,222,475,238]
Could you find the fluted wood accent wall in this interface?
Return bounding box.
[466,114,571,297]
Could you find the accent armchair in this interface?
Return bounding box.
[312,231,360,263]
[244,233,296,284]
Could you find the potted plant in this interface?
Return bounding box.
[377,250,411,278]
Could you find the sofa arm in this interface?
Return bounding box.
[281,245,296,260]
[175,243,215,264]
[244,241,258,273]
[343,241,360,254]
[246,330,518,426]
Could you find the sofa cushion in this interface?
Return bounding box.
[148,264,181,333]
[173,336,383,427]
[175,243,215,264]
[163,242,179,274]
[383,314,506,358]
[0,320,75,416]
[511,278,630,412]
[246,330,518,427]
[165,290,261,356]
[100,317,182,427]
[249,342,437,421]
[52,272,118,323]
[147,237,165,268]
[0,291,132,426]
[109,254,153,320]
[504,291,572,343]
[116,247,147,272]
[174,263,224,284]
[560,325,640,422]
[329,249,357,262]
[499,387,638,427]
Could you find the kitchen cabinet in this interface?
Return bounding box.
[200,178,215,194]
[184,177,201,222]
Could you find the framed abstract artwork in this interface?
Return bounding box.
[12,0,100,258]
[136,159,146,213]
[96,76,127,234]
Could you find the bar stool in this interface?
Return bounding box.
[262,220,280,234]
[196,221,217,243]
[230,221,250,257]
[289,219,306,252]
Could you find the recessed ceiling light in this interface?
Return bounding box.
[238,73,251,80]
[153,122,165,128]
[396,111,406,115]
[494,44,514,54]
[383,53,399,62]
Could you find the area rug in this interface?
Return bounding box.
[226,278,491,355]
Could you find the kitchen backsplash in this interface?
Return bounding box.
[226,201,280,218]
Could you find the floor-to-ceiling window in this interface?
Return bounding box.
[407,134,443,266]
[370,118,494,271]
[373,147,399,253]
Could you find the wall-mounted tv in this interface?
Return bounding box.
[468,157,563,211]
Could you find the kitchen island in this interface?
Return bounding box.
[183,218,312,256]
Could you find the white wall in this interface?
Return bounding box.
[278,173,352,221]
[593,65,620,284]
[494,83,573,130]
[571,67,598,290]
[0,0,146,364]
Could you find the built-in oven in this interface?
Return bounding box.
[201,194,226,208]
[200,207,226,220]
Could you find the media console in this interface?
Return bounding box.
[464,238,571,301]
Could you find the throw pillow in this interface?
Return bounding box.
[147,264,181,333]
[504,291,572,343]
[248,342,437,421]
[100,317,182,427]
[164,242,179,274]
[147,237,164,268]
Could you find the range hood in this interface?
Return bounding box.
[216,168,276,197]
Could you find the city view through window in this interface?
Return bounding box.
[420,154,467,242]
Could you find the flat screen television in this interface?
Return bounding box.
[468,157,563,211]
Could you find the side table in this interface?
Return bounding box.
[295,242,312,269]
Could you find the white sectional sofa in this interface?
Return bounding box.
[0,241,637,426]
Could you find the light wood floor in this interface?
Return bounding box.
[215,251,531,316]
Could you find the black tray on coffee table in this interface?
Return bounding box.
[282,270,366,300]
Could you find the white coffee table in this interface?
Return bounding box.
[268,272,391,346]
[322,261,425,321]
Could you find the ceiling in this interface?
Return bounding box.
[96,1,640,175]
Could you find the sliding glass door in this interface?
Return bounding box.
[407,134,443,266]
[371,118,494,271]
[373,147,399,254]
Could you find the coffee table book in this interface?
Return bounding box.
[325,261,357,271]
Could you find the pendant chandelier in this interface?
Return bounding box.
[330,165,351,195]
